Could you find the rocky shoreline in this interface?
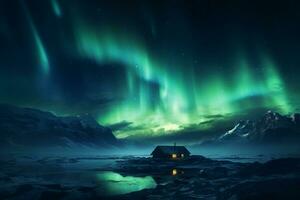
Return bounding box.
[0,155,300,199]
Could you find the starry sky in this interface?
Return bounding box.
[1,0,300,144]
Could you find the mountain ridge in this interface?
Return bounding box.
[0,104,118,152]
[218,110,300,144]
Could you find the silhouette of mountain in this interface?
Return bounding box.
[0,104,118,152]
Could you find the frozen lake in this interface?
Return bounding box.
[1,154,300,199]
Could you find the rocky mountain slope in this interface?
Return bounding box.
[0,104,118,152]
[218,111,300,144]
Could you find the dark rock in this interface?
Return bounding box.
[199,167,229,179]
[39,190,67,200]
[217,178,300,200]
[237,158,300,177]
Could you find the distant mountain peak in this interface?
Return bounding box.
[291,113,300,124]
[219,120,254,141]
[263,110,283,120]
[218,111,300,144]
[0,104,118,152]
[77,114,104,129]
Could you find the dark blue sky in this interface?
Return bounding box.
[1,0,300,142]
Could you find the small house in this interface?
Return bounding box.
[151,144,190,159]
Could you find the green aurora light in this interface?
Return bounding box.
[22,1,49,75]
[51,0,62,18]
[73,23,293,139]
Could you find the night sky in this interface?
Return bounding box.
[1,0,300,143]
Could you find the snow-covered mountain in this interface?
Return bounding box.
[219,111,300,144]
[0,104,118,152]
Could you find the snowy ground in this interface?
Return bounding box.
[0,154,300,199]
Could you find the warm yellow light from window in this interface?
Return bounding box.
[172,169,177,176]
[172,154,177,158]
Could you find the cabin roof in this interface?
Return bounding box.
[151,145,190,155]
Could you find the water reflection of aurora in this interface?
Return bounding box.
[96,171,157,196]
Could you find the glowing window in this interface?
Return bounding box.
[172,169,177,176]
[172,154,177,158]
[181,154,184,157]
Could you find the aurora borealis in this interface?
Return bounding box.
[75,24,292,139]
[1,0,300,143]
[22,0,50,75]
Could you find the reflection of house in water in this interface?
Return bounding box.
[151,143,191,159]
[171,168,184,176]
[172,169,177,176]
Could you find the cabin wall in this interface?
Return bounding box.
[152,152,189,159]
[152,152,169,158]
